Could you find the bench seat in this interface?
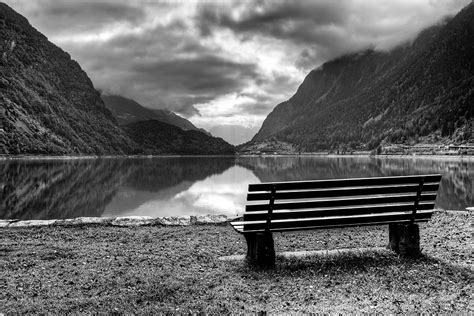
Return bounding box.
[231,209,434,233]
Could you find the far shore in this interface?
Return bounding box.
[0,154,238,160]
[1,153,473,161]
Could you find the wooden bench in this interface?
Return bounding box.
[230,174,442,268]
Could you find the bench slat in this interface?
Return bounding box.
[237,210,433,226]
[243,202,435,221]
[248,174,441,192]
[247,183,439,201]
[231,217,431,233]
[245,193,437,212]
[232,210,433,232]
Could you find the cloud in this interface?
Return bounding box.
[3,0,471,143]
[5,0,146,35]
[131,56,258,94]
[195,0,471,68]
[196,0,348,41]
[127,55,259,115]
[50,19,261,116]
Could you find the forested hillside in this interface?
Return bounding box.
[102,94,209,135]
[0,3,134,155]
[248,2,473,152]
[124,120,235,155]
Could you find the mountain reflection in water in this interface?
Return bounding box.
[1,156,472,220]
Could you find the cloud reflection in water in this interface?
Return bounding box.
[103,165,258,217]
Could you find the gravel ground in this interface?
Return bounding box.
[1,211,472,313]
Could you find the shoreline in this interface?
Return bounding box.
[1,153,473,161]
[1,209,471,229]
[0,214,233,229]
[0,154,238,161]
[240,153,474,160]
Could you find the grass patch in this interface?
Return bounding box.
[1,211,472,313]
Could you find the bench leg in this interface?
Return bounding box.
[398,224,421,257]
[245,234,257,262]
[244,232,275,269]
[388,223,400,253]
[388,223,421,257]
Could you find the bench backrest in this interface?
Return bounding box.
[232,174,442,233]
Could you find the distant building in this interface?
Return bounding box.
[447,144,474,154]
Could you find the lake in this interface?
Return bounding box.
[1,156,473,220]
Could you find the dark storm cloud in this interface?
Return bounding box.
[196,0,471,70]
[194,0,368,69]
[126,55,260,115]
[131,56,258,93]
[12,0,146,34]
[58,21,261,116]
[41,2,144,24]
[197,0,347,43]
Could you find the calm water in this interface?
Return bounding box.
[1,156,473,220]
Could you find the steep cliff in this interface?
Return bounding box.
[0,3,135,155]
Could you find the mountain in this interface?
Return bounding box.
[150,109,210,136]
[0,3,233,156]
[101,94,211,135]
[247,3,474,152]
[0,3,135,155]
[101,94,157,125]
[124,120,235,155]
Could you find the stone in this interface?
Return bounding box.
[0,214,236,229]
[154,216,192,226]
[111,216,153,226]
[8,220,57,227]
[57,217,112,226]
[194,214,229,225]
[0,220,17,228]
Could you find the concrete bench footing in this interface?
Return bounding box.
[245,232,275,269]
[388,223,421,257]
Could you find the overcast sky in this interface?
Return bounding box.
[4,0,470,144]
